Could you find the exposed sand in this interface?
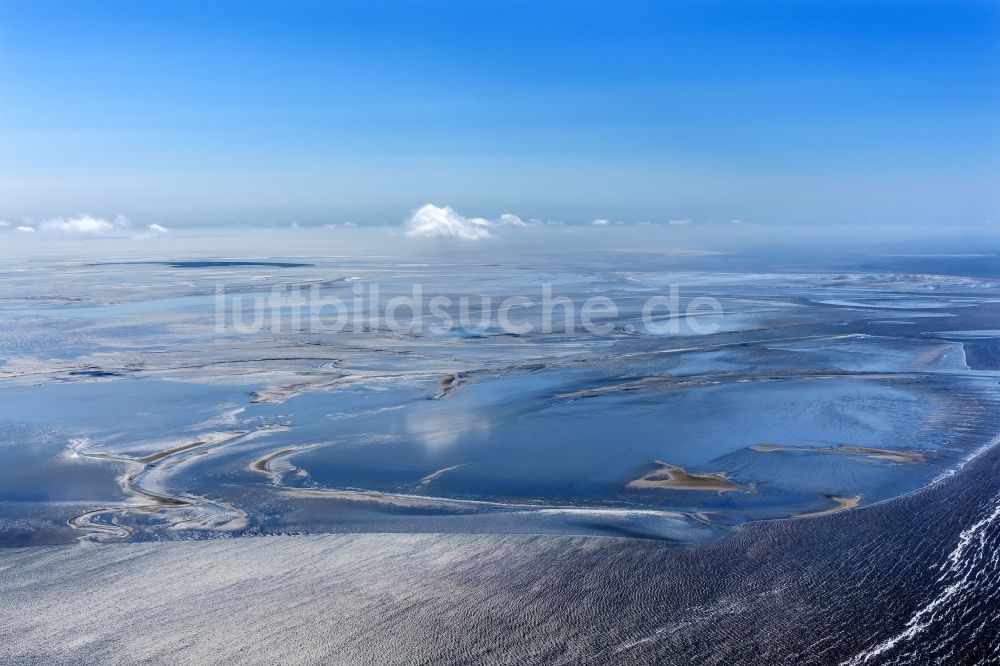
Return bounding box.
[627,460,742,492]
[751,444,925,463]
[794,495,862,518]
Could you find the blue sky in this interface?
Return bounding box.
[1,0,998,228]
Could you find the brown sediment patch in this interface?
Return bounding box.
[67,426,281,541]
[251,376,357,403]
[555,376,677,400]
[250,447,300,486]
[278,487,480,510]
[251,371,442,404]
[433,373,465,399]
[140,431,249,464]
[251,448,296,473]
[67,509,134,539]
[250,449,296,474]
[553,370,922,402]
[794,495,861,518]
[278,487,706,523]
[750,444,924,464]
[627,460,742,492]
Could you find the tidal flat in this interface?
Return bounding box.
[1,231,999,663]
[2,233,1000,546]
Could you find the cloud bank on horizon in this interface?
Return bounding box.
[2,206,743,242]
[4,215,170,239]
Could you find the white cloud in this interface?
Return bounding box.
[497,213,527,227]
[129,222,172,241]
[11,214,173,240]
[592,219,609,226]
[38,214,131,235]
[668,219,692,225]
[730,219,756,226]
[325,221,358,229]
[0,220,9,228]
[405,204,527,241]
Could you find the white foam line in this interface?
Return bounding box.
[931,434,1000,485]
[841,491,1000,665]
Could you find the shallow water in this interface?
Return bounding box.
[2,235,1000,545]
